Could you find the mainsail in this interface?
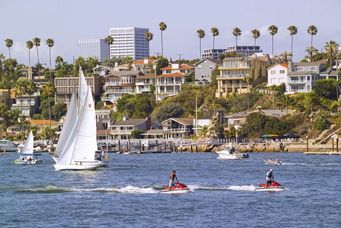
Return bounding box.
[22,131,34,154]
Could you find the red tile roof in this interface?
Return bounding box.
[160,64,194,71]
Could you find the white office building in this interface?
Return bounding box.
[109,27,149,60]
[78,39,110,62]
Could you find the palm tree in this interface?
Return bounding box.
[144,32,153,57]
[232,27,242,46]
[159,22,167,56]
[287,25,298,56]
[46,38,54,70]
[26,40,34,66]
[324,41,339,67]
[55,56,64,69]
[197,29,205,58]
[104,35,114,60]
[4,39,13,59]
[305,46,318,61]
[32,37,41,74]
[211,27,219,50]
[268,25,278,56]
[251,29,260,48]
[307,25,318,47]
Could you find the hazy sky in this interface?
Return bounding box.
[1,0,340,66]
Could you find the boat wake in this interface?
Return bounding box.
[187,184,257,192]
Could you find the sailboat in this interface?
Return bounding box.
[53,69,104,171]
[14,131,42,165]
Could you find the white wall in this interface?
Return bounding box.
[267,65,288,87]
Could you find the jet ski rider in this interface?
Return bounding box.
[169,170,179,188]
[266,169,274,186]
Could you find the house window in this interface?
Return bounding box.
[270,70,276,74]
[307,76,310,81]
[279,70,285,74]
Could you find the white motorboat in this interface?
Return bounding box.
[14,131,43,165]
[53,69,104,171]
[0,140,17,152]
[216,147,249,160]
[264,158,282,165]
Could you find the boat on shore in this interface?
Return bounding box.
[216,147,249,160]
[14,131,43,165]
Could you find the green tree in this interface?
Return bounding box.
[104,35,114,61]
[251,29,260,48]
[32,37,41,74]
[268,25,278,56]
[159,22,167,56]
[287,25,298,56]
[314,79,339,100]
[324,41,339,67]
[211,27,219,50]
[197,29,205,58]
[156,57,169,75]
[55,56,64,69]
[46,38,55,70]
[4,39,13,59]
[232,27,242,46]
[307,25,318,47]
[51,103,67,121]
[131,129,144,139]
[144,32,153,44]
[305,46,318,62]
[152,102,184,122]
[314,115,330,131]
[26,40,34,66]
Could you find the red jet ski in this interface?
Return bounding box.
[256,181,285,191]
[162,182,189,192]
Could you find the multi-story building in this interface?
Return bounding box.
[110,118,151,139]
[161,118,194,139]
[215,57,252,98]
[135,74,156,94]
[286,62,323,94]
[109,27,149,60]
[101,70,141,104]
[267,63,289,87]
[194,58,220,84]
[77,39,110,62]
[225,46,263,57]
[96,109,111,130]
[132,58,157,74]
[11,95,40,117]
[54,77,103,104]
[201,49,226,60]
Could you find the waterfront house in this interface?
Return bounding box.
[11,94,40,117]
[267,63,289,87]
[215,57,252,98]
[194,58,220,84]
[161,118,194,139]
[286,61,323,94]
[155,72,187,101]
[101,70,142,104]
[96,109,111,130]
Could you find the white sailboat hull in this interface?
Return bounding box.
[54,160,104,171]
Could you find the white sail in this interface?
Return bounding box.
[55,93,78,157]
[22,131,34,154]
[78,68,88,112]
[71,86,97,162]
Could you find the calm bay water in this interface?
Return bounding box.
[0,152,341,227]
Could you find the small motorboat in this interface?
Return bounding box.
[161,182,190,192]
[256,181,285,191]
[264,159,282,165]
[216,147,249,160]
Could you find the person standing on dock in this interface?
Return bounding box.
[169,170,179,188]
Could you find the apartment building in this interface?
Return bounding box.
[54,77,103,104]
[201,49,226,60]
[109,27,149,60]
[225,46,263,57]
[78,39,110,62]
[215,57,252,98]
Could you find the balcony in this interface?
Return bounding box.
[288,79,308,84]
[105,89,134,94]
[104,81,121,87]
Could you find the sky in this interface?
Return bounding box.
[1,0,340,66]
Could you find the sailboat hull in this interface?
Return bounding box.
[54,160,104,171]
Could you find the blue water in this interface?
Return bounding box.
[0,152,341,227]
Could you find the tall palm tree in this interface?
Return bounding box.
[55,56,64,69]
[307,25,318,47]
[197,29,205,58]
[26,40,34,66]
[104,35,114,60]
[4,39,13,59]
[268,25,278,56]
[251,29,260,48]
[287,25,298,56]
[32,37,41,74]
[144,32,153,57]
[324,41,339,67]
[232,27,242,46]
[46,38,54,70]
[211,27,219,50]
[159,22,167,56]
